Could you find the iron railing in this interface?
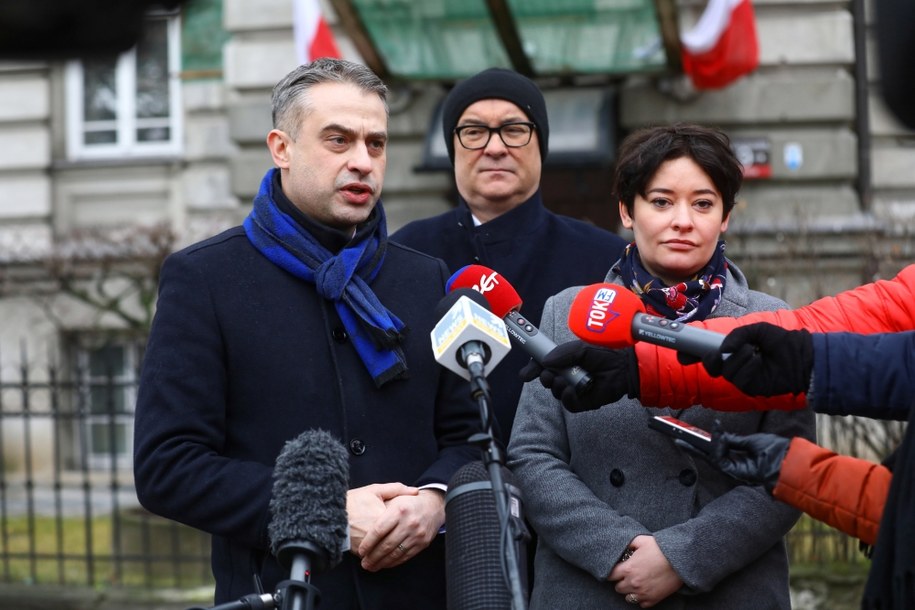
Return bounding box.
[0,342,211,590]
[0,343,903,589]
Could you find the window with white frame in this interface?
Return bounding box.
[65,12,182,160]
[72,338,144,470]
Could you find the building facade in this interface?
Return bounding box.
[0,0,912,477]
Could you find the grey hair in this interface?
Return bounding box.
[271,58,389,137]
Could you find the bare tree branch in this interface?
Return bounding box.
[43,223,176,331]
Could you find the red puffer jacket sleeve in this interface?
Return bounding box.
[772,437,891,546]
[637,264,915,410]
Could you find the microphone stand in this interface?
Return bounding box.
[186,593,275,610]
[185,583,319,610]
[464,353,528,610]
[186,568,321,610]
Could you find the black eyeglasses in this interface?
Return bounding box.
[454,122,536,150]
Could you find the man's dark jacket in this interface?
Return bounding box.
[392,192,626,438]
[134,226,480,609]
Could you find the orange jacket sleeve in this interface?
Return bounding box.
[772,437,892,546]
[636,264,915,410]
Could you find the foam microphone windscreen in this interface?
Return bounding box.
[268,428,350,573]
[446,265,524,318]
[445,461,529,610]
[568,283,646,348]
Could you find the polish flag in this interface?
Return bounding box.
[293,0,341,65]
[680,0,760,89]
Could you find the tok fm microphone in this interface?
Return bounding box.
[430,288,511,381]
[447,264,592,395]
[568,283,726,358]
[268,429,350,610]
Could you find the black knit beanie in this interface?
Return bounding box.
[441,67,549,164]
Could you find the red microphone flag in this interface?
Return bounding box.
[567,283,646,348]
[445,265,523,318]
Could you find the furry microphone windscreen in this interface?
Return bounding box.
[268,428,350,573]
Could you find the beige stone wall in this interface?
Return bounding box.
[0,0,912,306]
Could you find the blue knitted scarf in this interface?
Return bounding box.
[243,169,408,387]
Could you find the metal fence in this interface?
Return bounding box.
[0,344,903,590]
[0,342,212,590]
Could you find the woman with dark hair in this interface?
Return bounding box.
[508,123,815,609]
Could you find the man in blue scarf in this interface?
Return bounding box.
[134,58,481,609]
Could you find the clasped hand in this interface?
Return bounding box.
[346,483,445,572]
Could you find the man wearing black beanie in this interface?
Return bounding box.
[440,67,551,165]
[393,67,626,443]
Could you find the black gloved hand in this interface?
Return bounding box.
[681,431,790,493]
[676,352,702,366]
[700,322,814,396]
[519,340,639,412]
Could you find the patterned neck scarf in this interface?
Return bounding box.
[612,240,729,323]
[243,168,408,387]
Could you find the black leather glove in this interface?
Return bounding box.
[519,340,639,412]
[698,431,791,492]
[676,352,702,366]
[701,322,814,396]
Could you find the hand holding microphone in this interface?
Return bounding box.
[520,281,727,412]
[519,341,639,412]
[700,322,814,397]
[568,285,812,399]
[568,283,727,356]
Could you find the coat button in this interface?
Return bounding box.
[678,469,697,486]
[332,327,348,343]
[349,439,366,456]
[609,469,625,487]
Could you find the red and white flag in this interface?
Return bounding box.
[293,0,341,65]
[680,0,759,89]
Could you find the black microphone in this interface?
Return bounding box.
[446,265,592,396]
[268,429,350,610]
[445,460,529,610]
